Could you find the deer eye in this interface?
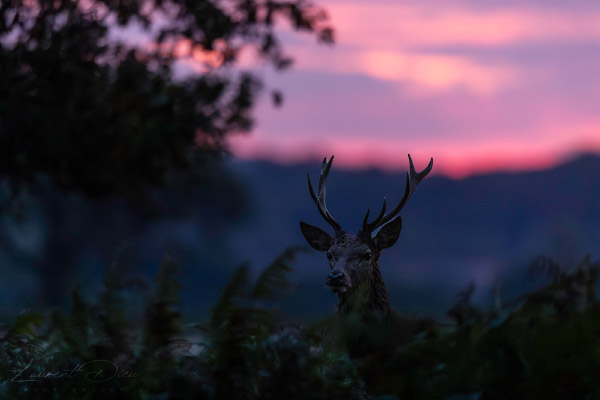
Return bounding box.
[363,252,372,261]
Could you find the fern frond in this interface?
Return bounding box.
[252,247,303,301]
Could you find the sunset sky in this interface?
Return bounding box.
[228,0,600,177]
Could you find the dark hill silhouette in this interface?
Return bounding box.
[1,153,598,320]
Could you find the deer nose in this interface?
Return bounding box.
[327,271,345,284]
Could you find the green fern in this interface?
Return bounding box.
[252,246,304,301]
[2,251,599,399]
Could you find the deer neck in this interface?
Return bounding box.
[337,262,393,321]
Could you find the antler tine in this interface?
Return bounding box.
[362,154,433,233]
[307,156,342,232]
[362,197,387,232]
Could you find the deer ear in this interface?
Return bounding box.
[374,216,402,249]
[300,221,333,251]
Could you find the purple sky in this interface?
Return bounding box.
[226,0,600,177]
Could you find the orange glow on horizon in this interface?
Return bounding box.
[230,133,600,179]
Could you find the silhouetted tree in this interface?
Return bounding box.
[0,0,333,200]
[0,0,333,307]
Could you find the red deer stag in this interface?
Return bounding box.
[300,154,433,323]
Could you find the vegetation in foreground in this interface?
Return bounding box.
[1,250,599,400]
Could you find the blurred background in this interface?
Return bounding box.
[1,0,599,322]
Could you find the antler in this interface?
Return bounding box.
[362,154,433,233]
[307,156,342,232]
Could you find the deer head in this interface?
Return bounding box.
[300,155,433,319]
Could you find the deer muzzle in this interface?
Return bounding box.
[326,269,350,293]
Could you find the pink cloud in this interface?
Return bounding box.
[276,2,600,96]
[282,42,520,96]
[360,51,517,95]
[326,3,600,48]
